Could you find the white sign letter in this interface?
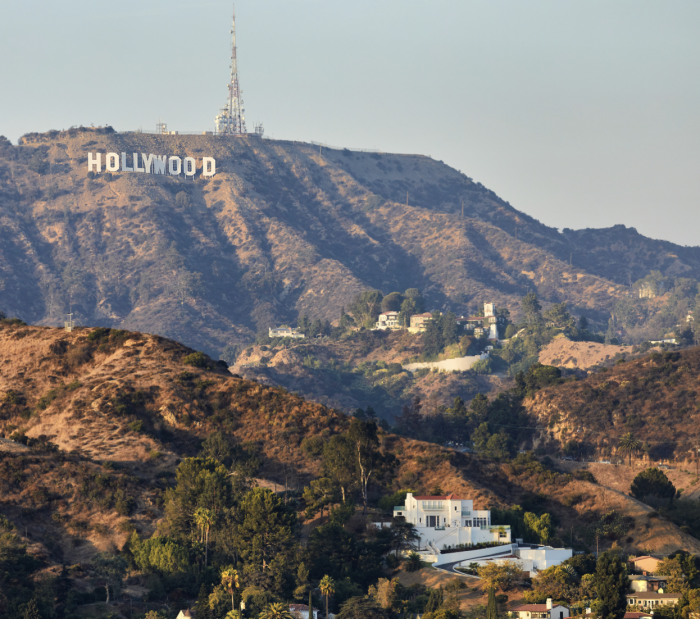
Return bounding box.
[153,155,166,175]
[87,152,101,172]
[142,154,154,174]
[169,156,182,175]
[133,153,145,173]
[202,157,216,177]
[184,157,196,177]
[106,153,119,172]
[121,152,133,172]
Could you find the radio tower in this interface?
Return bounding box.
[215,4,247,134]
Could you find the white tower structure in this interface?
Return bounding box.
[215,4,247,135]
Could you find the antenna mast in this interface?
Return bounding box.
[215,4,247,135]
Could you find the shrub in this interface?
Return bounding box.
[404,552,423,572]
[301,436,324,458]
[183,352,211,369]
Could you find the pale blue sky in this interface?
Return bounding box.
[2,1,698,246]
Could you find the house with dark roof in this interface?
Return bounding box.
[629,574,667,593]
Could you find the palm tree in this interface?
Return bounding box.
[258,602,294,619]
[220,568,240,615]
[194,507,216,567]
[618,432,642,466]
[319,575,335,619]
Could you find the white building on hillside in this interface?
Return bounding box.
[393,493,511,547]
[375,311,401,330]
[269,326,305,339]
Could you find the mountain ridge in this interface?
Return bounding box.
[2,128,699,358]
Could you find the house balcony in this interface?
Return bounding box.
[461,511,471,516]
[393,507,406,512]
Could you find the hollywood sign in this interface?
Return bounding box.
[87,152,216,177]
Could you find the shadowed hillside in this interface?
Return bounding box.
[3,128,700,358]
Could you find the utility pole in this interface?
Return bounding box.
[461,199,464,218]
[406,190,409,207]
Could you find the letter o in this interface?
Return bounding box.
[106,152,119,172]
[168,156,182,175]
[184,157,196,176]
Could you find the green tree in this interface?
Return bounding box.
[381,292,405,312]
[422,312,444,357]
[441,311,459,346]
[486,587,497,619]
[544,302,575,330]
[521,292,542,323]
[195,584,211,619]
[221,568,240,614]
[349,290,383,328]
[302,477,339,521]
[235,488,298,593]
[595,551,628,619]
[404,552,423,572]
[91,552,127,603]
[258,602,294,619]
[129,534,190,575]
[398,297,417,328]
[477,561,522,592]
[194,507,216,567]
[163,457,232,540]
[630,468,676,503]
[322,434,357,503]
[320,575,336,619]
[348,419,392,512]
[617,433,641,466]
[524,512,553,545]
[425,587,444,613]
[404,288,425,312]
[22,599,41,619]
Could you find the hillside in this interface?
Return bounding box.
[3,128,700,361]
[1,319,698,579]
[232,329,509,416]
[525,345,700,461]
[538,336,635,370]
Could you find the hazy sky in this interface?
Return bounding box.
[2,1,698,246]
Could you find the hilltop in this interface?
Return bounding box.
[3,128,700,362]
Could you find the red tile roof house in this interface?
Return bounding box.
[289,603,319,619]
[509,599,569,619]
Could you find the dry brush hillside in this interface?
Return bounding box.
[0,320,698,569]
[3,128,700,359]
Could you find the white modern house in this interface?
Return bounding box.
[393,493,511,547]
[269,326,305,339]
[510,599,570,619]
[375,311,401,330]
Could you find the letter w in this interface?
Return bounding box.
[152,155,166,175]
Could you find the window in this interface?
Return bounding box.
[455,506,458,511]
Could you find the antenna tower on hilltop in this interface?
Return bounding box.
[215,4,247,135]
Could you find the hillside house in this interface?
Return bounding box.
[626,592,682,609]
[629,575,667,593]
[629,555,664,575]
[393,492,511,546]
[289,603,319,619]
[409,312,433,333]
[510,599,569,619]
[176,611,193,619]
[375,311,401,330]
[269,326,305,339]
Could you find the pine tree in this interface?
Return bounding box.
[486,587,497,619]
[595,551,629,619]
[195,583,211,619]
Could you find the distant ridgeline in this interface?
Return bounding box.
[87,151,216,177]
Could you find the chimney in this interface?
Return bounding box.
[546,598,553,610]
